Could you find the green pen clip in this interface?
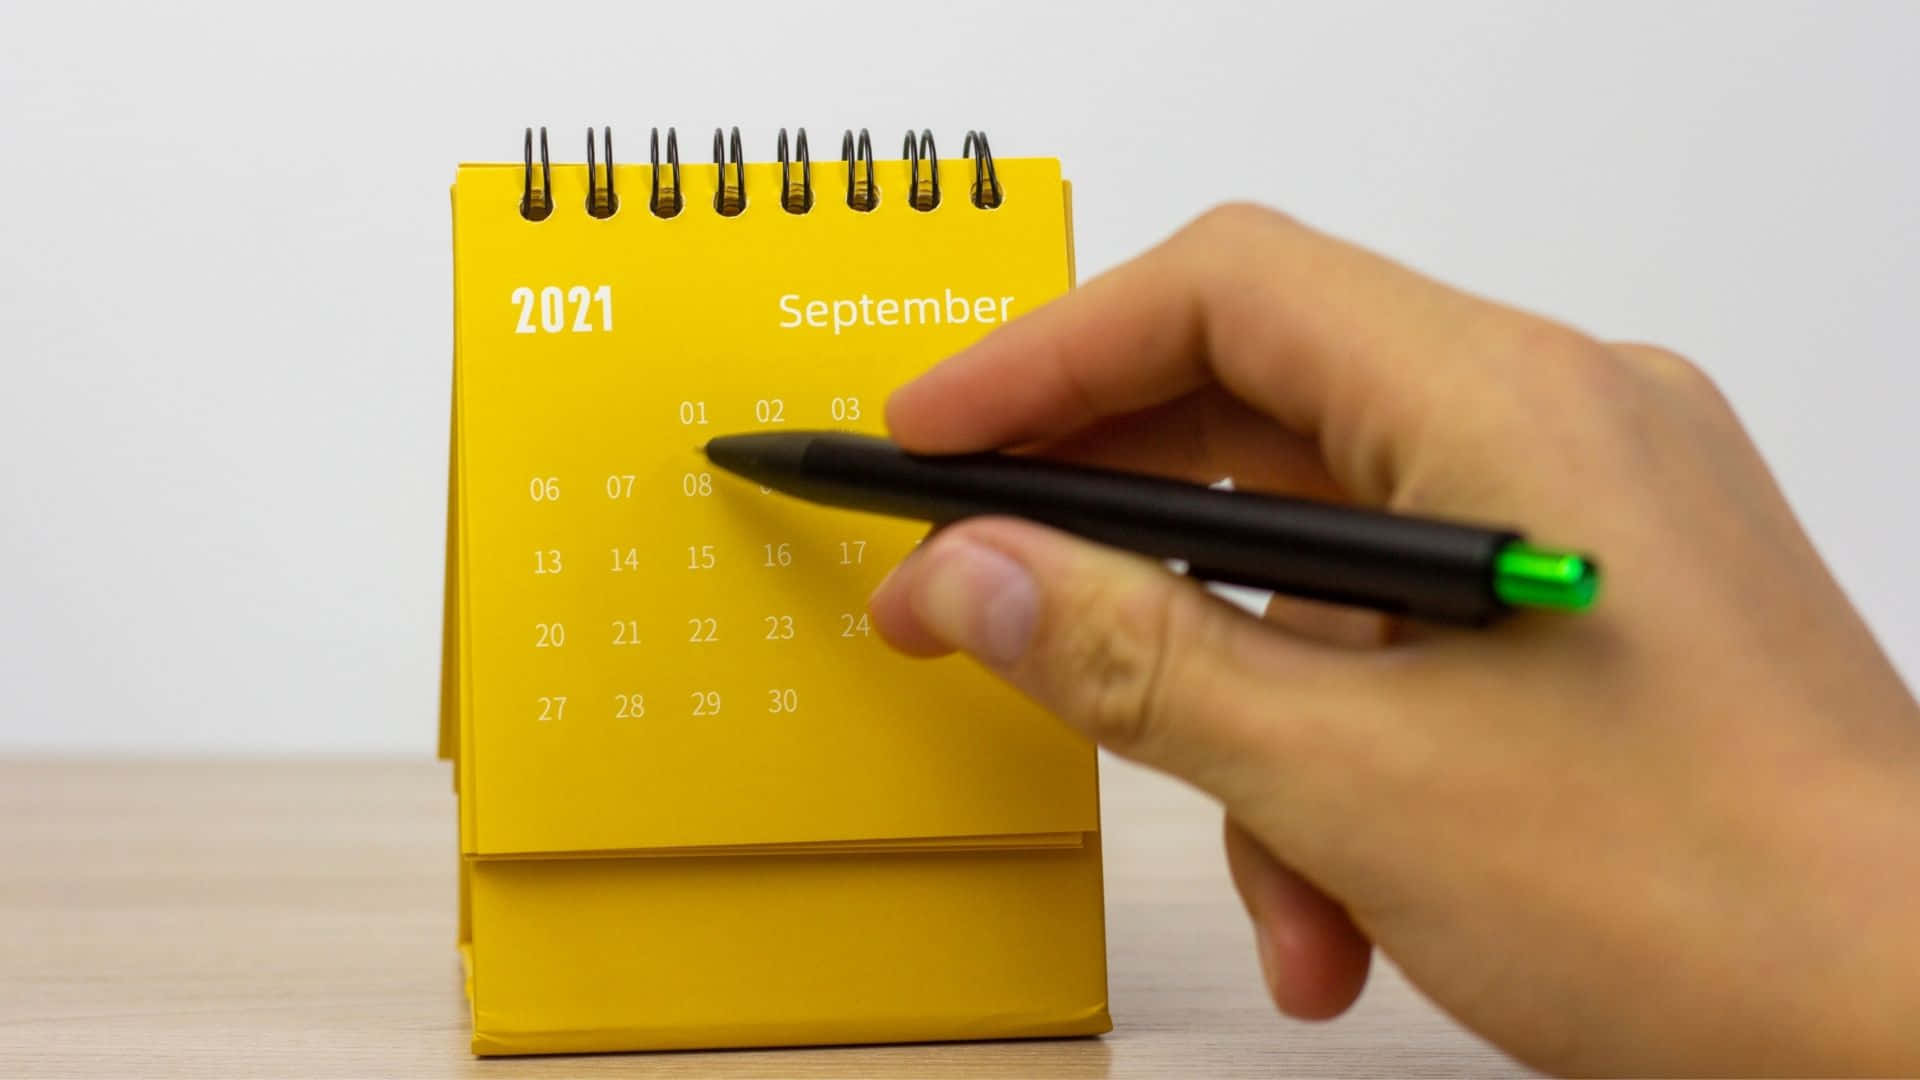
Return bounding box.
[1493,542,1601,612]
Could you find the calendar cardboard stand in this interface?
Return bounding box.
[439,126,1109,1055]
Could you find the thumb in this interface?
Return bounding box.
[867,515,1372,807]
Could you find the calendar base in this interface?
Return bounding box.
[457,834,1111,1055]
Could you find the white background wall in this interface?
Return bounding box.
[1,1,1914,752]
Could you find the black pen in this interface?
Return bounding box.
[703,431,1598,625]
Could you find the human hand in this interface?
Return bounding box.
[867,204,1920,1075]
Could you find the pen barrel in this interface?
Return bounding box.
[795,436,1519,625]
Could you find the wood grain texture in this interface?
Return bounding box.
[0,757,1525,1078]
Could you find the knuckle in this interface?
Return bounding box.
[1047,573,1213,757]
[1477,318,1669,420]
[1615,342,1732,412]
[1614,341,1690,377]
[1490,316,1613,375]
[1417,315,1615,446]
[1169,203,1300,294]
[1186,200,1293,243]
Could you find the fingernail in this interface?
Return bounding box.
[913,538,1038,668]
[1253,922,1280,994]
[869,560,903,604]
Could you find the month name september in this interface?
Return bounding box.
[777,290,1017,336]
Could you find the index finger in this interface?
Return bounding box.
[885,203,1541,502]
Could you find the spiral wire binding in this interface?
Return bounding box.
[650,127,683,218]
[520,127,553,221]
[841,129,878,212]
[713,127,747,216]
[585,127,617,218]
[962,130,1003,209]
[512,128,1005,219]
[903,130,939,211]
[777,128,813,214]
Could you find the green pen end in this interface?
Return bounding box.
[1494,542,1601,612]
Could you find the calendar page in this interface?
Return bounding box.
[447,152,1098,856]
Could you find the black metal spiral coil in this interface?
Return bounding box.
[513,127,1004,220]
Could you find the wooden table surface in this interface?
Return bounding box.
[0,757,1524,1078]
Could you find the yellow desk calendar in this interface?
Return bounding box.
[438,126,1109,1056]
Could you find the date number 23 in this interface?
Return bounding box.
[513,285,612,334]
